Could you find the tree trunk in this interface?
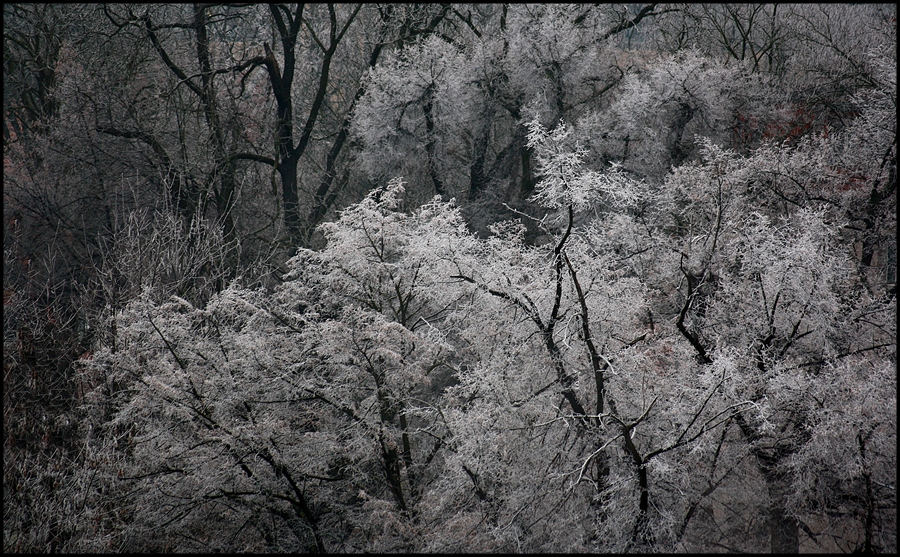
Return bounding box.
[423,86,447,197]
[766,474,799,553]
[468,102,495,200]
[279,155,302,239]
[734,413,801,554]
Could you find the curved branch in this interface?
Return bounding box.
[226,152,277,167]
[142,12,203,97]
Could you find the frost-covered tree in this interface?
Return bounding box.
[642,130,896,552]
[80,106,894,552]
[351,3,672,210]
[79,179,477,551]
[350,35,481,203]
[577,48,773,181]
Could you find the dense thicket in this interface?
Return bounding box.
[4,3,895,553]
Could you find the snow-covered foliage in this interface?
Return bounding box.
[525,118,643,211]
[86,110,895,550]
[11,4,891,554]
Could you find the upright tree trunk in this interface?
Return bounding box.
[422,86,447,197]
[734,412,801,553]
[194,4,237,245]
[468,102,495,200]
[766,473,799,553]
[278,155,302,238]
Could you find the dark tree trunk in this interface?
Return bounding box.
[278,155,302,238]
[766,474,799,553]
[468,103,495,200]
[423,87,447,197]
